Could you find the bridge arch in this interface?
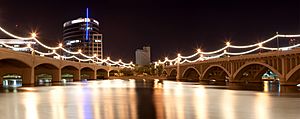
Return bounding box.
[109,70,119,77]
[181,67,200,81]
[169,69,177,78]
[202,65,230,81]
[0,58,33,85]
[81,67,95,79]
[34,61,60,70]
[97,68,109,79]
[61,63,80,70]
[96,67,110,72]
[162,69,167,76]
[80,65,95,71]
[0,58,32,68]
[233,62,282,82]
[34,63,60,83]
[61,65,79,81]
[286,65,300,83]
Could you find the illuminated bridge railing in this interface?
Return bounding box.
[156,33,300,66]
[0,26,134,68]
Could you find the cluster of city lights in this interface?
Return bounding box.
[156,34,300,66]
[0,26,134,68]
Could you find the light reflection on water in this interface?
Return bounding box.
[0,79,299,119]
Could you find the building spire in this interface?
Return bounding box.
[85,8,89,41]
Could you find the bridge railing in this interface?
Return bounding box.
[155,34,300,67]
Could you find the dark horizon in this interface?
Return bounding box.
[0,0,299,62]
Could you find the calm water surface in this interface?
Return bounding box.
[0,79,300,119]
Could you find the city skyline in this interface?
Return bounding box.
[0,0,299,62]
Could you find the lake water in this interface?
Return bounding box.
[0,79,300,119]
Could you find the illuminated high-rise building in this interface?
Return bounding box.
[63,8,103,59]
[135,46,151,65]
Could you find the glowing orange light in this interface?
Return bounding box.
[226,42,231,46]
[31,32,37,38]
[27,44,31,48]
[197,49,202,53]
[258,43,263,48]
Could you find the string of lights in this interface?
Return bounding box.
[157,34,300,66]
[0,26,134,67]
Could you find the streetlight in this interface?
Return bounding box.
[226,41,231,46]
[59,43,63,47]
[58,43,63,56]
[31,32,37,38]
[226,41,231,57]
[276,32,279,51]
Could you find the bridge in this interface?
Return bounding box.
[0,26,133,85]
[0,48,121,84]
[159,34,300,85]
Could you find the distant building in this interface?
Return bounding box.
[63,17,103,59]
[135,46,151,65]
[0,38,36,52]
[289,38,299,46]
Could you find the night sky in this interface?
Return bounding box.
[0,0,299,62]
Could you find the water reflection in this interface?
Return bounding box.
[0,79,299,119]
[222,90,235,119]
[255,93,270,119]
[194,86,207,119]
[23,92,39,119]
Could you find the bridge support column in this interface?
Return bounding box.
[281,57,288,83]
[77,70,81,81]
[23,67,34,84]
[0,76,2,85]
[94,70,97,79]
[52,69,61,82]
[107,71,110,78]
[228,76,234,82]
[59,69,61,81]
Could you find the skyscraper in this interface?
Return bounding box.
[135,46,151,65]
[63,9,103,59]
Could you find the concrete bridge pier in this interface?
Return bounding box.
[51,69,61,82]
[227,75,233,83]
[78,70,81,81]
[94,70,97,79]
[75,70,81,81]
[22,67,35,85]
